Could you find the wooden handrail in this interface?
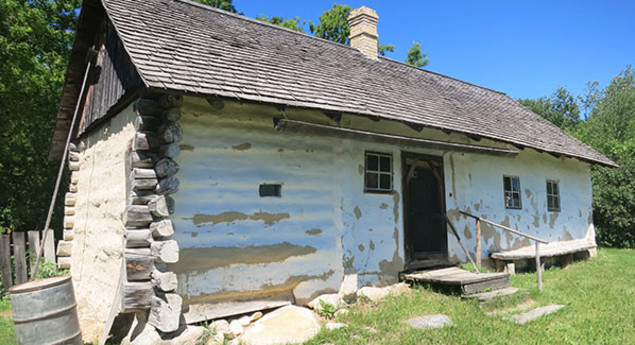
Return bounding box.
[459,211,549,244]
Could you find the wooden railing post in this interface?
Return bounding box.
[476,219,482,268]
[535,242,542,292]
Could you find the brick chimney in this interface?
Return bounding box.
[348,6,379,59]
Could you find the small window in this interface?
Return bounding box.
[259,184,281,197]
[546,180,560,211]
[503,175,522,209]
[365,152,392,192]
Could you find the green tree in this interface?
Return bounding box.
[574,67,635,248]
[257,15,305,32]
[405,41,429,67]
[519,87,581,131]
[378,42,394,57]
[0,0,80,233]
[193,0,237,13]
[309,3,351,45]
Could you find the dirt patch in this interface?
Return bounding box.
[1,310,11,320]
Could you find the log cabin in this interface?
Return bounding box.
[49,0,615,340]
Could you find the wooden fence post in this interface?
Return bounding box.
[476,219,482,268]
[0,234,12,290]
[43,228,55,264]
[27,230,41,277]
[12,232,27,284]
[535,241,542,292]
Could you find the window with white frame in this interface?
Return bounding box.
[547,180,560,211]
[503,175,522,209]
[365,152,392,192]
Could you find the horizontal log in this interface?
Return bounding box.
[64,192,77,206]
[149,293,183,333]
[126,229,154,248]
[155,158,179,178]
[57,257,71,270]
[152,270,177,292]
[131,190,157,205]
[159,143,180,159]
[63,230,74,241]
[159,94,184,109]
[68,151,80,162]
[123,282,153,312]
[134,98,164,116]
[130,151,158,169]
[68,142,78,152]
[162,108,182,122]
[70,171,79,185]
[64,206,75,216]
[134,168,158,179]
[151,240,179,264]
[125,205,153,227]
[68,161,80,171]
[56,240,73,257]
[134,132,160,151]
[68,183,78,193]
[132,178,159,191]
[125,248,154,281]
[148,195,175,218]
[155,176,179,195]
[158,122,183,144]
[63,216,75,229]
[150,220,174,238]
[135,115,160,131]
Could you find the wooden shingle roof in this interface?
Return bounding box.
[60,0,615,166]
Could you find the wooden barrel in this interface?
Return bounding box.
[9,276,82,345]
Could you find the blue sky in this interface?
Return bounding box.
[235,0,634,100]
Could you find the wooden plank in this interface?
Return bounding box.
[42,229,56,263]
[12,232,27,284]
[123,282,154,311]
[0,234,13,290]
[125,248,154,281]
[27,230,40,258]
[183,299,292,325]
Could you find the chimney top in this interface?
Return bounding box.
[348,6,379,60]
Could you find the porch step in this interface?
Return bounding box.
[462,287,530,309]
[402,267,511,295]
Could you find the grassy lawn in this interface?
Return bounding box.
[0,297,15,345]
[0,249,632,344]
[307,248,635,345]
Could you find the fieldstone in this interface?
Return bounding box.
[125,323,161,345]
[338,274,358,300]
[386,282,410,295]
[325,322,347,331]
[238,315,252,326]
[407,314,453,330]
[357,286,388,303]
[165,326,207,345]
[334,308,349,317]
[227,320,244,339]
[205,332,225,345]
[511,304,565,324]
[250,311,263,322]
[241,305,320,345]
[308,293,345,311]
[209,319,230,335]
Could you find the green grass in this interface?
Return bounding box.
[0,297,16,345]
[1,249,633,345]
[306,248,635,345]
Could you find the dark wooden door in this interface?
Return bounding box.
[403,155,447,262]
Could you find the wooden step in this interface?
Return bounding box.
[462,287,530,309]
[403,267,510,295]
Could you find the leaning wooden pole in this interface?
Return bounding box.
[31,59,93,280]
[444,213,479,274]
[476,219,482,268]
[535,241,542,292]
